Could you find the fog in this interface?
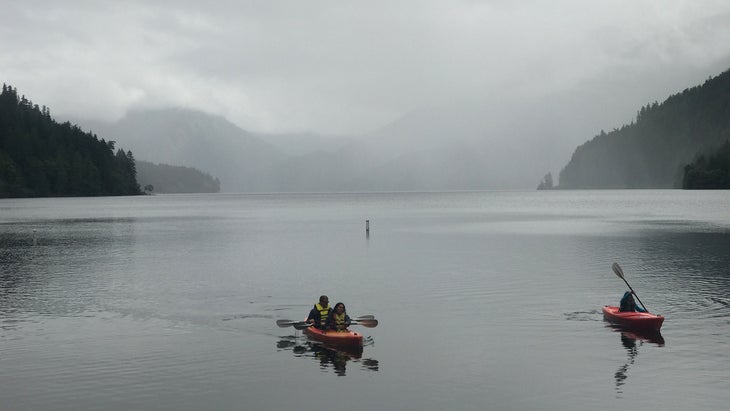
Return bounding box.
[3,1,730,189]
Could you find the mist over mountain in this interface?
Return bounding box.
[77,103,569,192]
[71,63,730,193]
[258,132,349,157]
[77,109,287,192]
[69,90,632,193]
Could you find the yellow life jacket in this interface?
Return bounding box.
[332,312,347,331]
[315,303,330,325]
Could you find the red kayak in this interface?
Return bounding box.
[602,305,664,331]
[303,326,363,348]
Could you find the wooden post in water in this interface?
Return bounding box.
[33,229,37,246]
[365,219,370,238]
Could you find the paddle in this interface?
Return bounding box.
[276,317,378,329]
[612,262,649,312]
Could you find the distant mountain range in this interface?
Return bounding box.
[70,66,730,193]
[75,102,572,192]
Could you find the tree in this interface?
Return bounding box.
[537,172,554,190]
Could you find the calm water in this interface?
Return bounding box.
[1,190,729,410]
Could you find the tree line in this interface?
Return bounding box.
[682,140,730,189]
[558,68,730,189]
[0,84,141,197]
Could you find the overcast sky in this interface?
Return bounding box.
[2,0,730,136]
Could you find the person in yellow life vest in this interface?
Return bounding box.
[306,295,331,330]
[326,302,352,332]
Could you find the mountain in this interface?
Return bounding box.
[270,100,579,191]
[136,160,220,193]
[257,131,349,157]
[78,108,287,193]
[559,68,730,188]
[76,102,577,192]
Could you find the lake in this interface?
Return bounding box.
[1,190,729,410]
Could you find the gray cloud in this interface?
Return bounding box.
[2,0,730,135]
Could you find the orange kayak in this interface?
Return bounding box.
[602,305,664,331]
[303,326,363,348]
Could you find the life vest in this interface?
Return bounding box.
[332,312,347,331]
[315,303,330,325]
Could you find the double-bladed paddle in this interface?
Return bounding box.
[611,262,649,312]
[276,316,378,329]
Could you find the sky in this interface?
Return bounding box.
[2,0,730,137]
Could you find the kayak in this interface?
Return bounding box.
[303,326,363,348]
[602,305,664,331]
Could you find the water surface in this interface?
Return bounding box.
[1,190,729,409]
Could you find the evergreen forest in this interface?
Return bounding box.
[682,140,730,189]
[136,160,220,193]
[0,84,141,197]
[559,68,730,188]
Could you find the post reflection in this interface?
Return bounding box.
[276,336,379,376]
[608,325,664,397]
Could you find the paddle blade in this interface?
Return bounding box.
[352,319,378,328]
[276,319,313,329]
[276,319,295,328]
[612,262,625,280]
[292,322,313,330]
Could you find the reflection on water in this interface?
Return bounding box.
[608,325,665,397]
[276,334,379,376]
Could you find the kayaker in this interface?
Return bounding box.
[326,302,352,332]
[619,291,647,313]
[306,295,332,329]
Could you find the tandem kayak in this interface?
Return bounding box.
[303,326,364,348]
[602,305,664,331]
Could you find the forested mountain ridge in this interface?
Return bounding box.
[0,84,141,197]
[136,160,220,193]
[559,68,730,188]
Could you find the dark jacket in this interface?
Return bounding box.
[619,291,647,312]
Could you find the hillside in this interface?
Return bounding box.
[0,84,140,198]
[136,161,220,193]
[559,68,730,188]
